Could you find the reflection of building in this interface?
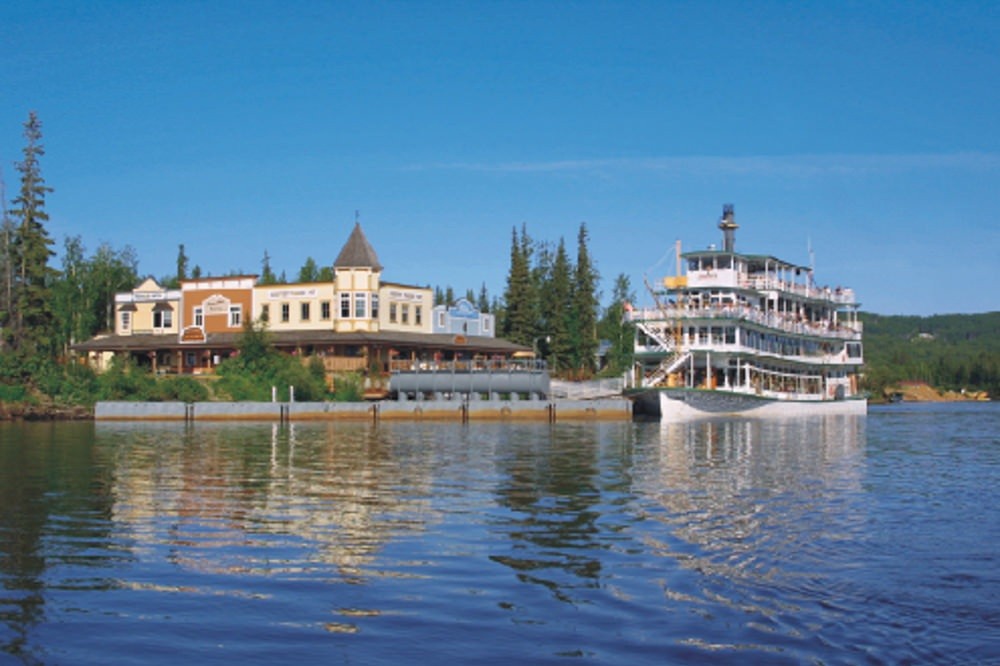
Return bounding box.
[75,222,525,380]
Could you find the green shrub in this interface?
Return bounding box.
[96,357,157,401]
[332,372,364,402]
[0,383,26,402]
[156,375,210,402]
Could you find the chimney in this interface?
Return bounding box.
[719,204,738,253]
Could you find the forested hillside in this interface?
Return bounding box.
[861,311,1000,399]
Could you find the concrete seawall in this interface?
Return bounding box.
[95,399,633,422]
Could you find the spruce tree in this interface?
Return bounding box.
[543,238,573,371]
[260,250,277,285]
[8,111,57,361]
[570,222,600,375]
[501,225,534,345]
[176,244,189,284]
[597,273,636,375]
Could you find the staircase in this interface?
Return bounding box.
[643,351,691,388]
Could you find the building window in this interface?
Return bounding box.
[438,311,446,327]
[371,294,379,319]
[301,302,311,321]
[153,310,173,329]
[389,303,397,323]
[229,305,242,328]
[340,293,350,318]
[320,300,331,320]
[261,304,270,323]
[121,311,131,331]
[415,305,422,326]
[402,304,409,325]
[483,316,490,332]
[355,292,366,319]
[281,303,290,323]
[194,307,203,327]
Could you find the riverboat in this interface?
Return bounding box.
[626,205,866,419]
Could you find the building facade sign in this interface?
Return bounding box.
[203,295,231,315]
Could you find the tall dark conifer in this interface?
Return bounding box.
[501,225,534,345]
[8,111,57,360]
[570,222,599,374]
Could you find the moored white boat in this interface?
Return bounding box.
[626,205,867,419]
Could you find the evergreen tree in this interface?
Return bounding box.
[542,238,573,371]
[597,273,636,375]
[477,282,490,313]
[7,111,57,360]
[260,250,277,285]
[501,225,535,345]
[570,223,600,375]
[298,257,319,283]
[434,285,444,306]
[0,171,14,344]
[176,243,189,284]
[445,286,455,306]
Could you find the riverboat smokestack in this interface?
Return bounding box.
[719,203,738,253]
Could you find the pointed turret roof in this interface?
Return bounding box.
[334,222,383,271]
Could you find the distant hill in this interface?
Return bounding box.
[861,311,1000,400]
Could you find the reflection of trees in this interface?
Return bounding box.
[0,422,117,663]
[490,423,619,603]
[100,422,435,584]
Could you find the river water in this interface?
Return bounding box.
[1,403,997,665]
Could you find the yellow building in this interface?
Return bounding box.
[75,221,525,383]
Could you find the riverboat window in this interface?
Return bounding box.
[847,342,862,358]
[320,300,331,320]
[229,305,242,328]
[301,302,310,322]
[389,303,398,323]
[717,256,731,270]
[121,311,131,331]
[194,307,203,327]
[340,293,350,318]
[371,294,379,319]
[401,304,409,325]
[711,327,724,344]
[281,303,289,323]
[415,305,422,326]
[261,304,270,323]
[688,258,700,271]
[725,327,735,344]
[355,292,366,319]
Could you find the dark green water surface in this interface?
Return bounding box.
[1,403,997,665]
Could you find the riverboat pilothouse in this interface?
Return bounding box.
[627,205,866,419]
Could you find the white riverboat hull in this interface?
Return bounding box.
[632,388,867,420]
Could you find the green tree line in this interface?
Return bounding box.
[497,223,635,379]
[860,311,1000,398]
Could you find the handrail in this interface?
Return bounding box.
[627,305,862,340]
[390,359,548,374]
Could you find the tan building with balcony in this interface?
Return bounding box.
[75,221,526,386]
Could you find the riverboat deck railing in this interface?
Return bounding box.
[739,276,857,304]
[627,305,863,339]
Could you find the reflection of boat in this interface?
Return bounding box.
[626,205,866,419]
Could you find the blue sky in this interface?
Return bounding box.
[2,1,997,316]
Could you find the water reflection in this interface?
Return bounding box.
[99,421,435,584]
[489,424,608,603]
[8,410,990,665]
